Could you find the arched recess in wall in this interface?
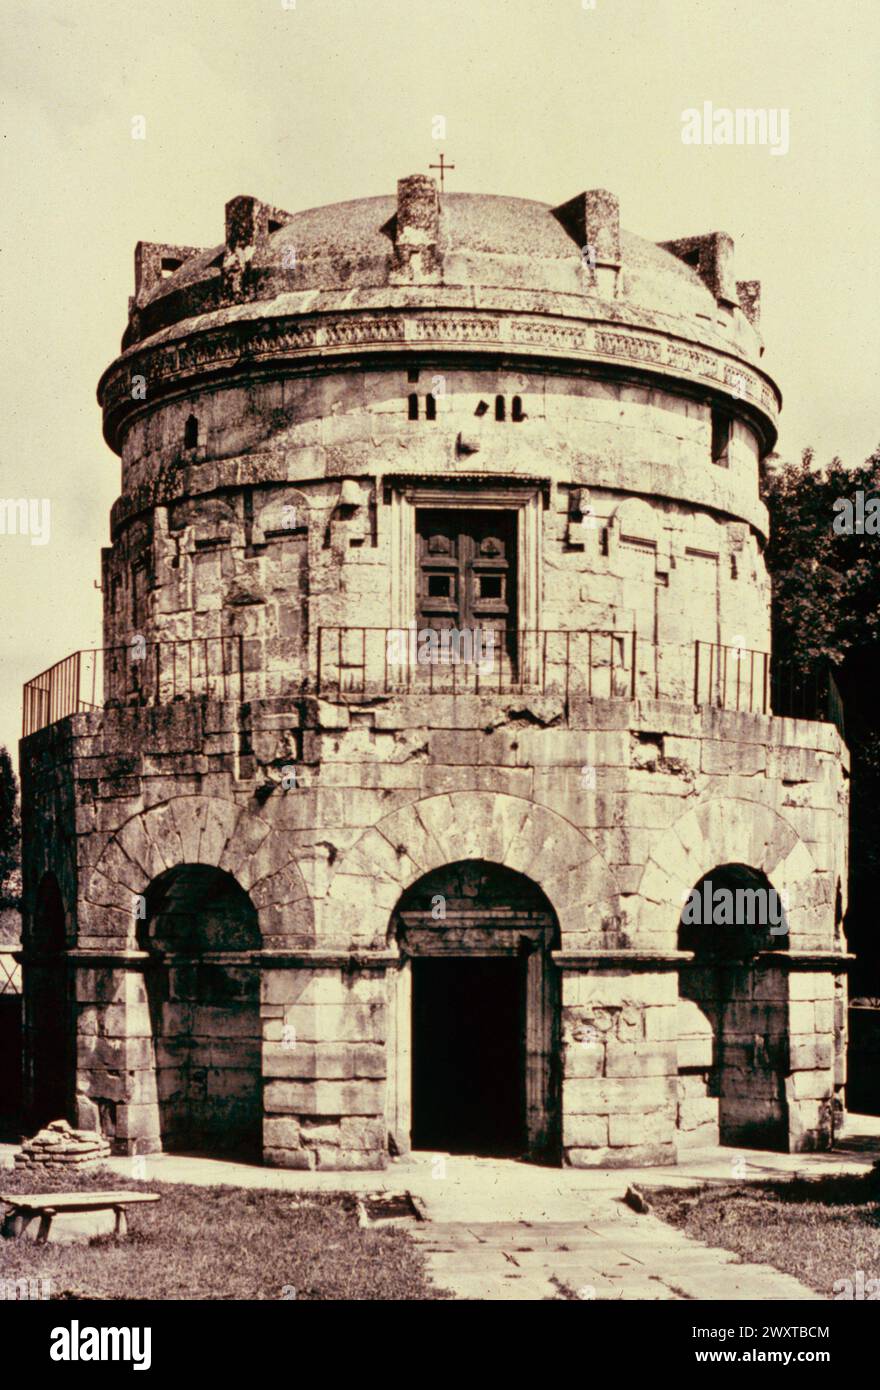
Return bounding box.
[28,872,70,1129]
[387,859,561,1162]
[611,496,660,552]
[636,798,819,950]
[677,862,789,1150]
[82,795,316,950]
[323,791,619,950]
[138,864,261,1158]
[639,799,825,1157]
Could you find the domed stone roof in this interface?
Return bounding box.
[100,179,779,455]
[140,192,716,312]
[124,188,759,355]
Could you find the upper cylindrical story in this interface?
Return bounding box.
[95,178,782,701]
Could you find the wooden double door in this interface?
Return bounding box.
[416,510,517,637]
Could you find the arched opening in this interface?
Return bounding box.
[407,393,419,420]
[184,413,199,448]
[424,393,437,420]
[388,861,560,1162]
[511,395,525,422]
[494,394,506,421]
[29,872,70,1129]
[139,865,261,1159]
[678,863,789,1149]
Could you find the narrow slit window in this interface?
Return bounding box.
[711,409,731,466]
[425,394,437,421]
[408,394,419,421]
[511,396,524,422]
[184,414,199,448]
[495,395,506,421]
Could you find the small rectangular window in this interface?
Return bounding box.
[479,574,503,599]
[428,574,452,597]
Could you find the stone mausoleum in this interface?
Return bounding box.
[19,176,849,1169]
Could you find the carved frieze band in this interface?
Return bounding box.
[101,312,779,429]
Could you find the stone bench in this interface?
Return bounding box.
[1,1191,160,1244]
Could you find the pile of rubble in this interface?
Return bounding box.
[14,1119,111,1170]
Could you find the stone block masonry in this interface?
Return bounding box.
[14,1120,111,1170]
[18,175,849,1169]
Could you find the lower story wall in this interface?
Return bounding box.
[62,953,846,1167]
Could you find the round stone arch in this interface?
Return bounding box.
[635,797,823,950]
[81,795,314,948]
[323,792,618,948]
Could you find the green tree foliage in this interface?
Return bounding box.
[762,446,880,992]
[0,746,21,909]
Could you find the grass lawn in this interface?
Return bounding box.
[0,1165,447,1300]
[649,1171,880,1297]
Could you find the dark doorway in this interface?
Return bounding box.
[29,873,69,1130]
[411,956,525,1156]
[0,993,22,1127]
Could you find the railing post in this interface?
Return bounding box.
[735,645,741,710]
[565,630,571,713]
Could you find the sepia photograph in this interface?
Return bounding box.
[0,0,878,1363]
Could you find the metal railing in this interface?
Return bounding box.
[316,627,637,701]
[694,641,771,715]
[0,952,21,996]
[772,660,845,739]
[23,637,245,737]
[22,630,846,741]
[695,640,845,739]
[22,650,103,737]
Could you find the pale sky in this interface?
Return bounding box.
[0,0,877,767]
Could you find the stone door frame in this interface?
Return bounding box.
[388,481,543,639]
[386,914,559,1160]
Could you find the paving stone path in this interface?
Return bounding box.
[408,1207,822,1301]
